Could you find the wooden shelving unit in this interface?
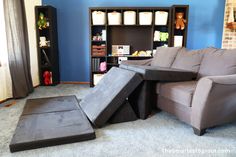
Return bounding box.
[35,6,60,86]
[171,5,189,47]
[89,6,189,87]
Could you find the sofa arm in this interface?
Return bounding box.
[191,74,236,130]
[120,59,152,66]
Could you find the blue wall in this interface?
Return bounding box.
[42,0,225,82]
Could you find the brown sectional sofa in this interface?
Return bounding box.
[121,47,236,135]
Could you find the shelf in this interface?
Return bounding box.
[92,24,154,27]
[92,25,106,27]
[38,27,50,30]
[153,41,168,43]
[126,56,153,58]
[36,6,60,86]
[226,22,236,30]
[92,40,106,43]
[154,25,168,27]
[90,6,188,87]
[107,63,119,66]
[40,46,50,49]
[41,84,57,87]
[92,71,107,74]
[41,65,51,68]
[92,56,106,58]
[107,55,152,58]
[107,25,153,27]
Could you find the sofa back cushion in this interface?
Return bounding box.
[171,48,204,72]
[151,47,181,67]
[198,48,236,78]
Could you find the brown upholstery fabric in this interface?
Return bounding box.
[157,96,191,124]
[156,81,197,107]
[9,96,95,152]
[171,48,204,72]
[151,47,182,67]
[191,74,236,130]
[198,48,236,78]
[80,67,142,127]
[120,65,197,81]
[120,59,152,66]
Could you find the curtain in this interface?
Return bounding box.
[3,0,33,98]
[0,0,12,101]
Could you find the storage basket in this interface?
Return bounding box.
[92,11,106,25]
[92,45,106,56]
[139,12,152,25]
[155,11,168,25]
[108,12,122,25]
[124,11,136,25]
[93,74,105,85]
[174,36,183,47]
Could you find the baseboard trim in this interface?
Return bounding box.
[0,84,39,104]
[34,84,40,88]
[0,98,11,104]
[0,82,89,104]
[60,81,90,85]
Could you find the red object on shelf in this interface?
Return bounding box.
[43,71,52,85]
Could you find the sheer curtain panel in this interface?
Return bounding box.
[4,0,33,98]
[0,0,12,101]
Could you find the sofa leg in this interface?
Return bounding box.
[193,127,206,136]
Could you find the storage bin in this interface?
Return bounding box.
[108,12,122,25]
[174,36,183,47]
[92,11,106,25]
[139,12,152,25]
[112,45,130,56]
[155,11,168,25]
[124,11,136,25]
[154,31,160,41]
[93,74,105,85]
[92,45,106,56]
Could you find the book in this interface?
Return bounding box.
[42,49,51,66]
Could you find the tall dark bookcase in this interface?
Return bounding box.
[89,5,189,87]
[35,6,60,86]
[171,5,189,47]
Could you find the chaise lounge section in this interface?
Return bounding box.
[121,47,236,136]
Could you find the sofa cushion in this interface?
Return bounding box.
[171,48,204,72]
[156,81,197,107]
[151,47,182,67]
[198,48,236,78]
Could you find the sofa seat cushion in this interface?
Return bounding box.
[198,48,236,78]
[151,47,182,68]
[156,81,197,107]
[171,48,204,72]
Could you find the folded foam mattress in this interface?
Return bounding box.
[80,67,143,127]
[9,96,95,152]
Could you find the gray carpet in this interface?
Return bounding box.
[0,84,236,157]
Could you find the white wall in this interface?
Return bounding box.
[24,0,42,86]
